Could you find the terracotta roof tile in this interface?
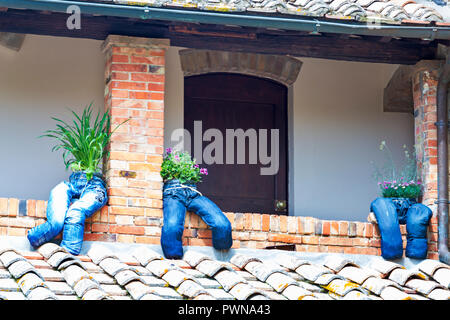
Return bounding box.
[110,0,446,23]
[177,279,208,298]
[214,269,247,291]
[17,272,48,296]
[432,268,450,288]
[295,264,333,281]
[388,268,426,286]
[1,239,449,300]
[26,286,57,300]
[337,266,377,284]
[323,255,359,272]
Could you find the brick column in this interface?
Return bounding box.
[101,35,169,244]
[412,66,440,210]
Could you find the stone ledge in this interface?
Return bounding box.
[102,35,170,53]
[179,49,302,86]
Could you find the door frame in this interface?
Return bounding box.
[178,48,303,216]
[183,72,289,215]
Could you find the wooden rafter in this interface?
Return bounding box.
[0,8,442,64]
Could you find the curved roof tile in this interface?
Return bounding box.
[111,0,445,23]
[1,242,449,300]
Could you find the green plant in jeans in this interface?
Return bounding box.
[160,148,208,184]
[41,103,129,180]
[371,141,422,199]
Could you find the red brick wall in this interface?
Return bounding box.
[0,197,439,259]
[413,67,440,209]
[101,35,169,243]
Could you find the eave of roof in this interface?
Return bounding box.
[0,0,449,40]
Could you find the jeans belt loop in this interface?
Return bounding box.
[164,184,203,197]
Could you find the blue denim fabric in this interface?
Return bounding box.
[27,172,107,255]
[391,198,416,225]
[370,197,433,260]
[405,203,432,259]
[161,179,232,259]
[370,197,403,259]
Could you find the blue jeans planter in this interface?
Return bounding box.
[161,179,232,259]
[405,203,432,259]
[27,172,108,255]
[370,198,403,259]
[370,197,432,260]
[391,198,416,224]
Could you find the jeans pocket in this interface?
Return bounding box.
[163,189,177,198]
[93,187,107,205]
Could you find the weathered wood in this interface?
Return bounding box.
[0,8,440,64]
[170,33,436,65]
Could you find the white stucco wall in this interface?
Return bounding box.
[291,59,413,221]
[0,35,105,200]
[0,36,413,222]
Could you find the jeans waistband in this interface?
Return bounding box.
[70,171,106,187]
[163,179,196,190]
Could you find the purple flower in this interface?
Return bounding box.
[200,168,208,175]
[165,148,172,154]
[194,164,199,168]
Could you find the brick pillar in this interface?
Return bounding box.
[412,65,440,210]
[102,35,169,244]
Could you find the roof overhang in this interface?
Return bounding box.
[1,0,449,40]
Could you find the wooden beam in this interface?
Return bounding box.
[379,36,393,43]
[170,33,437,65]
[0,8,439,64]
[169,25,257,40]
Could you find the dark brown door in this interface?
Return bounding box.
[184,73,287,214]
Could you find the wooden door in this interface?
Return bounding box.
[184,73,287,214]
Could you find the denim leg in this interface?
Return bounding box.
[27,182,72,248]
[369,197,403,259]
[60,185,107,255]
[161,196,187,259]
[405,203,433,259]
[187,195,232,251]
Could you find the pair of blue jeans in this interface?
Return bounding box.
[370,197,432,260]
[27,172,108,255]
[161,180,233,259]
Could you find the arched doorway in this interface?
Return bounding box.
[184,73,288,214]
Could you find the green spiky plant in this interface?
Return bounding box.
[41,103,129,180]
